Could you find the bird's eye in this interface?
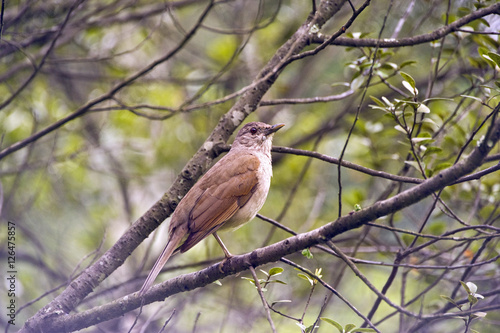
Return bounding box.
[250,127,258,135]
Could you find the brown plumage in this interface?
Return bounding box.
[139,122,284,296]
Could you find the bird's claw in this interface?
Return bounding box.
[218,255,233,273]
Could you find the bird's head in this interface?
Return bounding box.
[231,122,284,154]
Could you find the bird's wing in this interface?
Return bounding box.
[178,153,260,252]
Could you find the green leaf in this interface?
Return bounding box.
[297,273,314,286]
[302,248,313,259]
[400,71,416,89]
[369,105,390,112]
[213,280,222,286]
[345,323,356,332]
[320,318,344,332]
[400,60,417,68]
[305,324,318,333]
[370,96,385,107]
[422,146,442,158]
[241,277,256,285]
[441,295,459,307]
[269,279,287,285]
[402,80,417,96]
[466,281,478,294]
[460,95,483,103]
[471,312,487,319]
[434,163,452,172]
[269,267,284,276]
[404,161,421,171]
[411,137,434,144]
[394,125,408,134]
[460,281,471,294]
[270,299,291,307]
[382,96,393,107]
[487,52,500,67]
[417,104,430,114]
[259,269,269,277]
[468,294,478,305]
[351,75,366,90]
[296,322,307,330]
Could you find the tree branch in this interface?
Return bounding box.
[311,2,500,48]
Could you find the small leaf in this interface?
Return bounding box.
[305,324,319,333]
[411,137,434,144]
[468,294,478,305]
[382,96,393,107]
[320,318,344,332]
[466,281,478,294]
[417,104,430,113]
[345,323,356,332]
[434,163,452,172]
[351,75,366,90]
[471,312,487,319]
[460,95,483,103]
[394,125,408,134]
[400,71,416,89]
[488,52,500,65]
[270,299,291,307]
[461,281,471,294]
[440,295,459,307]
[369,105,390,112]
[404,160,422,171]
[269,279,287,285]
[241,277,256,285]
[370,96,385,107]
[269,267,284,276]
[296,322,307,330]
[302,248,313,259]
[297,273,314,286]
[400,60,417,68]
[213,280,222,286]
[402,80,417,96]
[422,146,442,157]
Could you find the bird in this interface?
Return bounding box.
[139,121,284,296]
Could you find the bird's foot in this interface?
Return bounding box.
[218,255,233,273]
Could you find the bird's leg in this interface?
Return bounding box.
[213,232,232,273]
[213,232,233,258]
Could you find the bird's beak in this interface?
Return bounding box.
[265,123,285,135]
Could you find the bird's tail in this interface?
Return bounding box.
[138,231,183,296]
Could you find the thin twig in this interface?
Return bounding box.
[249,266,277,333]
